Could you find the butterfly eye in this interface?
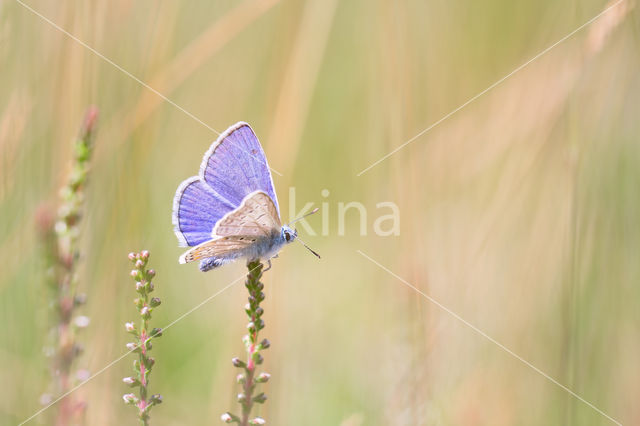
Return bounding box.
[284,232,291,242]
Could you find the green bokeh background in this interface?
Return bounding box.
[1,1,639,424]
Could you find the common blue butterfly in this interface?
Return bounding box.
[172,122,318,271]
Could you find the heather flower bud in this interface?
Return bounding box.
[125,322,136,332]
[73,343,84,357]
[232,357,246,368]
[74,293,87,306]
[135,260,144,268]
[150,297,161,307]
[130,270,139,278]
[126,342,139,352]
[144,357,155,369]
[122,376,139,387]
[123,393,138,404]
[221,412,238,423]
[255,307,264,316]
[249,418,266,425]
[74,315,90,328]
[150,327,162,337]
[150,394,163,404]
[259,339,270,349]
[253,393,267,404]
[147,269,156,278]
[76,369,90,381]
[236,374,246,384]
[253,353,264,365]
[39,393,54,406]
[128,252,136,261]
[140,250,149,260]
[140,306,151,318]
[237,393,247,403]
[135,282,144,292]
[255,372,270,383]
[247,322,256,332]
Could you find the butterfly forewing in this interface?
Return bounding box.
[173,122,280,250]
[200,123,280,215]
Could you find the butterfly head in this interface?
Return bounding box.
[281,225,298,244]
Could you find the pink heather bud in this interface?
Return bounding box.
[249,418,266,425]
[74,315,90,328]
[122,393,138,405]
[140,306,151,317]
[126,342,138,351]
[255,372,270,383]
[237,393,247,403]
[147,269,156,278]
[76,369,91,381]
[140,250,149,260]
[135,260,144,269]
[122,377,137,386]
[247,321,256,332]
[232,357,246,368]
[236,373,246,384]
[81,106,99,136]
[125,322,135,332]
[259,338,270,349]
[130,270,138,278]
[221,413,233,423]
[128,252,136,261]
[135,282,144,291]
[39,393,53,405]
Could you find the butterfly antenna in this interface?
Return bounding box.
[295,236,321,259]
[287,207,320,226]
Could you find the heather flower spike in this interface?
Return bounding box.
[223,261,271,425]
[37,106,98,424]
[123,250,163,425]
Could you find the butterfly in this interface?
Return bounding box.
[172,122,319,271]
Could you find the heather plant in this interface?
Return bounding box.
[37,107,98,424]
[123,250,164,425]
[221,260,270,425]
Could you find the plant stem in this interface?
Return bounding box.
[223,260,269,425]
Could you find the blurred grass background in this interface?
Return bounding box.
[1,0,639,424]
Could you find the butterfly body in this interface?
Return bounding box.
[173,123,296,271]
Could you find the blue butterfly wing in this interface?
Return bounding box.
[173,122,279,247]
[173,177,235,247]
[199,122,279,213]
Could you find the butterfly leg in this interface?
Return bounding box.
[263,259,272,272]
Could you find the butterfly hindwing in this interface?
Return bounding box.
[172,177,236,247]
[179,191,281,264]
[214,191,281,237]
[179,236,257,264]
